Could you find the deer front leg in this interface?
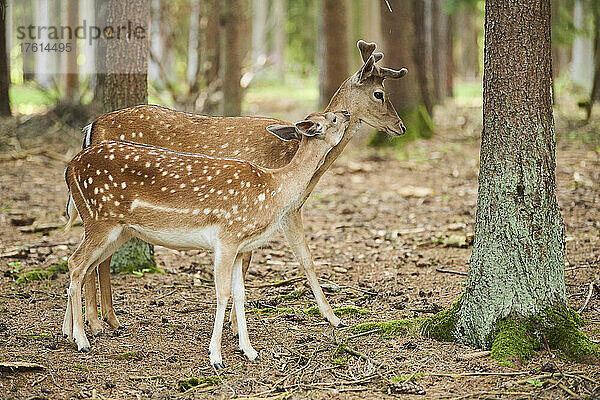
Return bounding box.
[98,257,121,329]
[84,269,104,336]
[229,251,251,336]
[280,210,342,328]
[209,245,236,370]
[231,254,258,361]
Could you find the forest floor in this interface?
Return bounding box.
[0,99,599,400]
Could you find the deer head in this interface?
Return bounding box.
[325,40,408,136]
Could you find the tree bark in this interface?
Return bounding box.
[0,0,11,116]
[412,0,434,114]
[455,0,567,348]
[272,0,286,80]
[103,0,154,272]
[64,0,79,102]
[319,0,349,108]
[431,0,446,104]
[445,12,455,97]
[222,0,244,116]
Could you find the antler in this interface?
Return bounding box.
[377,67,408,79]
[357,40,377,63]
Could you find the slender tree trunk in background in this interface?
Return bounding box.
[412,0,434,114]
[272,0,286,80]
[103,0,155,273]
[376,0,433,143]
[431,0,446,103]
[0,0,11,116]
[65,0,79,102]
[455,0,568,349]
[187,0,200,86]
[159,0,175,84]
[571,0,594,90]
[319,0,349,108]
[586,3,600,119]
[445,13,455,97]
[200,0,221,115]
[21,0,35,81]
[458,8,480,79]
[92,0,107,110]
[251,0,268,63]
[364,0,381,52]
[222,0,244,116]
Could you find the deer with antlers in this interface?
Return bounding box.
[64,111,351,367]
[71,40,407,338]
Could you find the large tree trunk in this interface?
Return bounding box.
[319,0,349,108]
[222,0,244,116]
[456,0,567,348]
[103,0,154,272]
[64,0,79,102]
[0,0,10,116]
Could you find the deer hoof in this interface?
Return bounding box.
[336,321,348,328]
[79,347,90,353]
[212,362,225,371]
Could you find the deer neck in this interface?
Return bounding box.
[271,137,333,205]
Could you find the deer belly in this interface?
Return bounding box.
[127,225,220,251]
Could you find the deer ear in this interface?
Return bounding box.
[295,120,321,137]
[267,124,300,141]
[358,55,376,82]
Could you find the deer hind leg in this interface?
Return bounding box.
[229,251,251,336]
[231,254,258,361]
[98,257,120,329]
[84,269,103,336]
[65,226,130,352]
[208,245,237,370]
[281,210,342,328]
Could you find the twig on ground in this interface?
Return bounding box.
[578,281,596,313]
[347,329,381,340]
[435,268,468,276]
[548,379,581,398]
[429,371,530,378]
[129,375,163,381]
[31,374,48,386]
[248,276,303,289]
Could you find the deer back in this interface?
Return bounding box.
[89,105,300,169]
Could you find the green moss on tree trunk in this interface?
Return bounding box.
[490,307,598,363]
[110,238,157,275]
[368,105,434,147]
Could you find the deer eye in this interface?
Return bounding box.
[333,117,337,124]
[374,91,384,100]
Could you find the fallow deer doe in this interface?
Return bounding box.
[73,40,407,337]
[63,111,350,368]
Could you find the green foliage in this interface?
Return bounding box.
[110,238,159,275]
[350,318,425,338]
[490,307,598,363]
[422,295,463,342]
[177,376,221,392]
[490,318,538,362]
[286,0,318,73]
[368,105,434,148]
[390,372,424,383]
[15,260,69,284]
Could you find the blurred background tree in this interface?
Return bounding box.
[2,0,600,134]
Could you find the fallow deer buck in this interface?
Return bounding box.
[63,111,351,367]
[73,40,407,337]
